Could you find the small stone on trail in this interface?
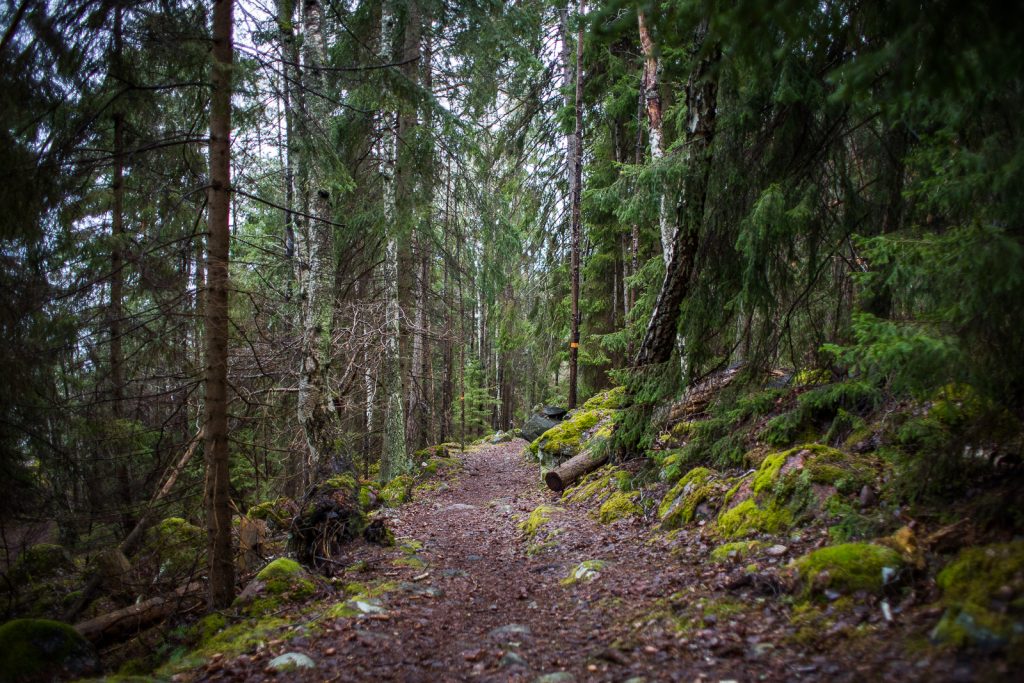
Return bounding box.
[489,623,532,639]
[766,544,788,556]
[534,673,575,683]
[268,652,316,671]
[500,651,529,668]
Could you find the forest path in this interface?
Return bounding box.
[281,439,753,682]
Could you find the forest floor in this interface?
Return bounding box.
[192,439,995,682]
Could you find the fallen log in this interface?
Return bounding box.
[73,582,204,643]
[63,429,204,623]
[544,448,608,492]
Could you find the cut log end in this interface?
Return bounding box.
[545,471,566,492]
[544,448,608,492]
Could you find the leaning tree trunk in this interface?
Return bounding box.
[634,22,719,370]
[204,0,235,610]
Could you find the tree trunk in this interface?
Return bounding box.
[567,0,584,409]
[380,0,409,481]
[545,447,607,492]
[204,0,235,610]
[109,4,133,535]
[637,9,672,266]
[634,22,718,370]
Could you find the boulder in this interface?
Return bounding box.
[541,406,568,420]
[522,412,563,442]
[0,618,99,681]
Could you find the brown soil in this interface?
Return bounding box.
[194,440,1008,682]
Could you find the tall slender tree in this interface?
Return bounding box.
[204,0,235,610]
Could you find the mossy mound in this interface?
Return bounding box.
[529,408,612,467]
[598,491,641,524]
[11,544,74,583]
[931,541,1024,651]
[715,444,875,539]
[562,465,630,506]
[520,505,559,539]
[709,540,761,564]
[659,467,733,530]
[581,386,625,411]
[0,618,99,682]
[791,543,903,597]
[236,558,316,616]
[380,475,413,508]
[413,444,450,460]
[247,497,298,530]
[144,517,205,583]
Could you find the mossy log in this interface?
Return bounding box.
[544,448,608,492]
[73,582,203,643]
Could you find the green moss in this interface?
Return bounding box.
[931,541,1024,651]
[561,560,607,585]
[0,618,97,681]
[715,444,875,539]
[709,540,761,563]
[243,558,315,614]
[753,452,787,493]
[380,475,413,507]
[145,517,205,581]
[792,543,903,596]
[160,615,290,673]
[247,498,295,529]
[520,505,559,539]
[658,467,727,530]
[581,386,625,410]
[598,491,641,524]
[529,408,610,463]
[190,613,228,645]
[717,498,794,539]
[562,466,628,505]
[12,544,73,582]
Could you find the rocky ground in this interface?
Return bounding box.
[180,439,1014,683]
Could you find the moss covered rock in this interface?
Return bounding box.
[380,475,413,508]
[715,444,875,539]
[930,541,1024,651]
[561,560,607,586]
[598,491,641,524]
[236,558,316,616]
[529,408,612,467]
[659,467,732,530]
[791,543,903,597]
[0,618,98,682]
[145,517,205,583]
[520,505,559,539]
[562,466,629,506]
[581,386,625,411]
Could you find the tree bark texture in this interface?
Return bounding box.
[567,0,584,409]
[544,447,607,492]
[634,22,719,369]
[379,0,410,481]
[204,0,235,610]
[637,9,672,266]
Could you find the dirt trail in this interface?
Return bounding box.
[208,440,963,682]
